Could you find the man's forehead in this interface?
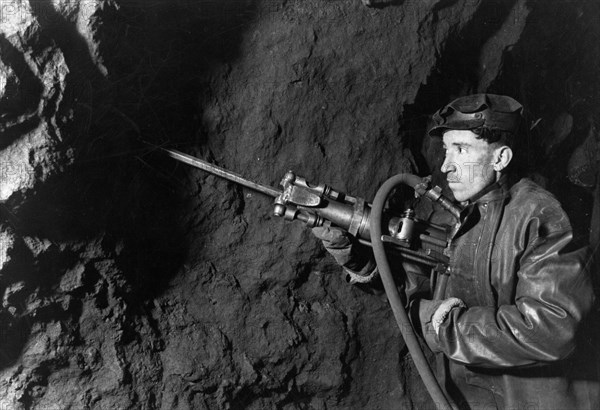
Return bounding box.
[442,130,487,146]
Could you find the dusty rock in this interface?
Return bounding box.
[0,226,15,271]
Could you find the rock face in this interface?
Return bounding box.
[0,0,598,408]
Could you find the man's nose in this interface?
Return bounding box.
[441,156,456,174]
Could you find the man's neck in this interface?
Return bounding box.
[465,174,510,205]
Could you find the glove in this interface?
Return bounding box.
[430,297,466,333]
[312,226,377,281]
[417,297,466,332]
[311,226,354,266]
[411,297,466,352]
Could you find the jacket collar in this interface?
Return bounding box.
[465,174,511,206]
[451,175,512,242]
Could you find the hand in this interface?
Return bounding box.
[417,297,466,334]
[311,226,354,267]
[431,298,466,333]
[312,226,377,282]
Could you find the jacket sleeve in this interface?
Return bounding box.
[421,208,595,368]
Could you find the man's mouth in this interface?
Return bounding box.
[446,174,458,183]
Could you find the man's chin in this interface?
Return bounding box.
[448,186,467,202]
[447,183,459,193]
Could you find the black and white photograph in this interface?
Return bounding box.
[0,1,599,409]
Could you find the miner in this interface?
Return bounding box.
[313,94,599,409]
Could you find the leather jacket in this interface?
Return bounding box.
[417,177,599,410]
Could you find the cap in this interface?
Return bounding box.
[429,94,523,137]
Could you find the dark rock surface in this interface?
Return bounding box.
[0,0,598,408]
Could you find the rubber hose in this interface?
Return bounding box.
[370,174,457,410]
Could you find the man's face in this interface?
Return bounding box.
[441,130,498,202]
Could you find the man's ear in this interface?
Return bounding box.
[493,145,513,172]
